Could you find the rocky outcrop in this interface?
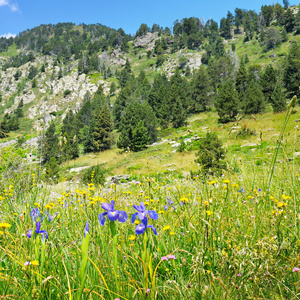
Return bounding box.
[134,32,158,48]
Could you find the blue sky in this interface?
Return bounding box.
[0,0,297,38]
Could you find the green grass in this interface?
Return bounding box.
[0,43,18,57]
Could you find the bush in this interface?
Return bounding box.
[195,132,226,175]
[63,89,72,97]
[81,165,106,185]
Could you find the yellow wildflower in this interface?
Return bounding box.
[206,211,213,216]
[223,179,230,184]
[163,225,171,231]
[31,260,39,266]
[0,223,11,229]
[128,235,136,241]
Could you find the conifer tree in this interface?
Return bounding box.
[260,64,277,103]
[215,80,239,123]
[236,61,248,97]
[283,43,300,98]
[131,121,149,152]
[271,82,286,112]
[45,157,60,183]
[243,79,265,114]
[191,65,212,112]
[83,117,96,153]
[15,99,24,118]
[119,59,131,87]
[171,98,187,128]
[92,105,114,151]
[41,121,59,164]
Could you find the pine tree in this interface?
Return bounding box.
[83,117,96,153]
[45,157,60,183]
[243,79,265,114]
[191,66,212,112]
[92,106,114,152]
[271,83,286,112]
[236,61,248,97]
[215,80,239,123]
[283,43,300,98]
[41,122,59,164]
[15,99,24,118]
[171,98,187,128]
[260,64,277,103]
[131,121,149,152]
[195,132,226,175]
[117,101,157,151]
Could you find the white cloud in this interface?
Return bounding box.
[10,3,17,11]
[0,0,9,7]
[0,0,18,12]
[1,33,17,38]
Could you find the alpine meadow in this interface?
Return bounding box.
[2,1,300,299]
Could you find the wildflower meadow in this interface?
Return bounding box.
[1,103,300,299]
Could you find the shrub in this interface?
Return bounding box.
[195,132,226,175]
[63,89,72,97]
[81,165,106,185]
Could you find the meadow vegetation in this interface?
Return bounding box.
[1,103,300,299]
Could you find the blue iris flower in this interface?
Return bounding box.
[27,221,48,241]
[164,199,176,211]
[84,221,89,237]
[98,200,128,226]
[135,217,158,235]
[30,208,43,222]
[131,202,158,235]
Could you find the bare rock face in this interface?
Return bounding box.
[134,32,158,48]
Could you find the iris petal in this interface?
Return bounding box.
[148,210,158,220]
[27,229,32,239]
[98,213,106,226]
[107,210,120,221]
[35,222,41,233]
[147,225,158,235]
[135,223,146,235]
[101,202,112,211]
[118,211,128,223]
[133,205,143,212]
[138,212,146,220]
[140,202,146,210]
[131,212,138,223]
[39,230,48,240]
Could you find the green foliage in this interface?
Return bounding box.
[260,64,277,103]
[215,80,239,123]
[178,56,188,69]
[41,121,59,164]
[271,82,287,112]
[243,79,266,114]
[81,165,106,185]
[28,65,38,80]
[44,157,60,183]
[117,101,157,152]
[63,89,72,97]
[131,121,149,152]
[92,106,114,152]
[195,132,226,175]
[191,65,212,112]
[260,27,283,51]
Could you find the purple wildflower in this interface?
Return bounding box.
[84,221,89,237]
[135,217,157,235]
[164,198,176,211]
[27,221,48,241]
[98,200,128,226]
